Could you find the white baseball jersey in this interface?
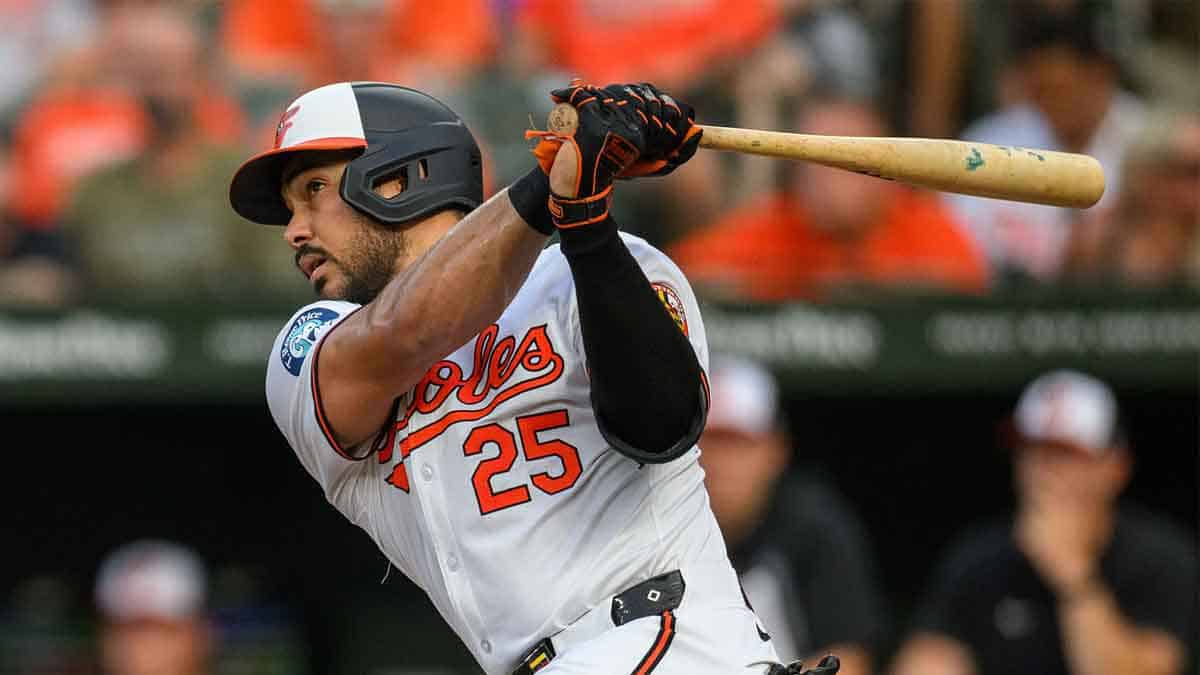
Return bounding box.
[266,234,776,674]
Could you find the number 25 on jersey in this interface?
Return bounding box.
[386,409,582,517]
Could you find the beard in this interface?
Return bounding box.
[307,211,407,305]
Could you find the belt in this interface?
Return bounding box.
[510,570,686,675]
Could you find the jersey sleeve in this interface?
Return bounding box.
[265,300,375,516]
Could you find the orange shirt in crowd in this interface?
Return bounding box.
[516,0,778,86]
[222,0,496,86]
[669,189,989,301]
[8,89,243,227]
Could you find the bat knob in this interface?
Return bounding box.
[548,103,580,135]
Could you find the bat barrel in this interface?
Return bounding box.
[698,126,1106,209]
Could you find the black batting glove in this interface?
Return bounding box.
[601,82,702,177]
[527,81,646,228]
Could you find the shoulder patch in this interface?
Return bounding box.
[281,307,340,376]
[652,282,689,337]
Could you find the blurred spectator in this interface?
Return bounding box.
[60,4,301,300]
[890,370,1197,675]
[900,0,971,139]
[6,84,146,232]
[96,540,213,675]
[669,97,987,302]
[0,575,91,674]
[1064,108,1200,288]
[7,2,242,230]
[511,0,777,91]
[1125,2,1199,110]
[222,0,495,120]
[727,2,879,205]
[945,0,1146,283]
[699,355,884,675]
[0,136,77,306]
[612,1,882,245]
[0,0,95,125]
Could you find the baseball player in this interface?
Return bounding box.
[229,80,839,675]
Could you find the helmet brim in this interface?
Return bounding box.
[229,137,367,225]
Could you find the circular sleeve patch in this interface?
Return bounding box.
[281,307,340,376]
[652,282,689,337]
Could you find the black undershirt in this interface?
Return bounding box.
[912,506,1197,675]
[557,216,706,462]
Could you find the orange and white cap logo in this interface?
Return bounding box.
[272,82,366,150]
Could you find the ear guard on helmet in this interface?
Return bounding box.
[340,122,482,227]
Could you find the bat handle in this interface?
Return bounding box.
[548,103,580,135]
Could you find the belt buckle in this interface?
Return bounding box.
[514,637,556,674]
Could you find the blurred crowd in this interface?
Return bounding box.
[0,0,1196,307]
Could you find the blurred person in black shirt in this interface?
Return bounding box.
[890,370,1196,675]
[1064,108,1200,288]
[699,355,885,675]
[95,540,212,675]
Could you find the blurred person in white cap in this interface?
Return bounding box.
[891,370,1196,675]
[94,540,212,675]
[699,355,884,675]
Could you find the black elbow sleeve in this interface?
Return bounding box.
[559,216,708,462]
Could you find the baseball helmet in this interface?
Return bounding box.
[230,81,483,227]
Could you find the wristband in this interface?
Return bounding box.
[508,167,555,235]
[549,185,613,229]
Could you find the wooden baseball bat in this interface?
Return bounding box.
[547,103,1105,209]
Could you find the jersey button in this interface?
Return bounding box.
[446,553,459,571]
[421,463,434,481]
[481,639,492,654]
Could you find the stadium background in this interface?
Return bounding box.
[0,1,1195,673]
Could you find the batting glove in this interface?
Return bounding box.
[527,80,646,228]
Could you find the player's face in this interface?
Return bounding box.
[698,428,788,543]
[101,618,209,675]
[792,101,890,236]
[1021,46,1111,149]
[281,158,407,304]
[1015,443,1129,508]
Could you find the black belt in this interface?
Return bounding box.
[511,570,686,675]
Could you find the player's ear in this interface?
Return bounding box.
[372,164,412,200]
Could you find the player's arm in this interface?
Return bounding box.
[1056,583,1186,675]
[532,83,707,461]
[317,172,556,449]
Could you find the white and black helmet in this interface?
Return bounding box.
[230,81,483,227]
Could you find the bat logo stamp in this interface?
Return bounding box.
[965,147,985,172]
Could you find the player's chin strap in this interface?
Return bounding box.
[749,654,841,675]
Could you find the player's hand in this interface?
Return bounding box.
[528,80,646,228]
[544,82,702,178]
[1015,500,1105,597]
[606,83,703,177]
